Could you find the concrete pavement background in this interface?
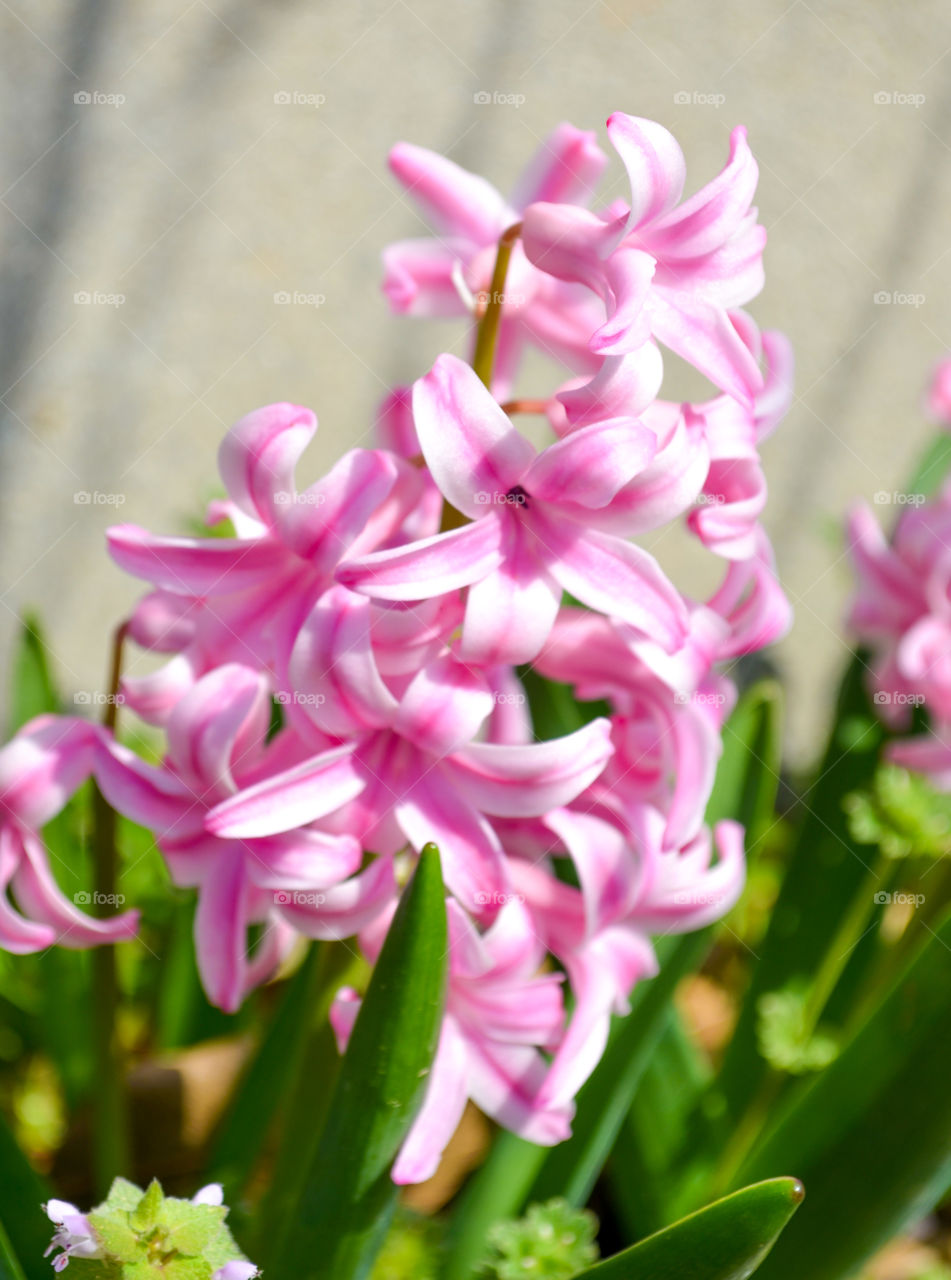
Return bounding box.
[1,0,950,762]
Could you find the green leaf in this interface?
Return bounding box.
[206,941,324,1194]
[7,613,59,734]
[717,653,885,1118]
[443,1134,548,1280]
[845,763,951,860]
[906,429,951,500]
[0,1107,53,1279]
[574,1178,804,1280]
[735,908,951,1280]
[0,1216,27,1280]
[272,845,448,1280]
[159,1201,226,1256]
[129,1180,163,1233]
[86,1212,140,1264]
[103,1178,146,1213]
[706,680,783,838]
[755,986,840,1075]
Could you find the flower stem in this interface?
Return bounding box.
[439,222,522,537]
[90,621,131,1194]
[471,222,521,389]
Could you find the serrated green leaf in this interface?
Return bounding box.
[129,1180,163,1233]
[574,1178,804,1280]
[162,1258,213,1280]
[755,987,840,1075]
[272,845,448,1280]
[159,1200,226,1256]
[87,1212,139,1264]
[103,1178,145,1213]
[845,764,951,860]
[736,908,951,1280]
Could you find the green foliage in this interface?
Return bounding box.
[575,1179,804,1280]
[846,764,951,860]
[61,1178,249,1279]
[756,986,840,1075]
[478,1200,598,1280]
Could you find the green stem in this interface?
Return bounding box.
[471,221,522,389]
[91,622,131,1195]
[712,852,887,1194]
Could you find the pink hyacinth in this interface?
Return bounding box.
[0,108,793,1184]
[0,717,139,953]
[847,477,951,790]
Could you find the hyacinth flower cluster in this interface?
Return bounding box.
[0,113,792,1186]
[847,357,951,791]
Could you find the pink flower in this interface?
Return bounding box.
[0,717,139,954]
[383,124,609,392]
[338,354,689,664]
[332,895,570,1184]
[108,402,424,722]
[94,663,391,1011]
[925,355,951,426]
[848,479,951,791]
[44,1199,101,1271]
[205,587,613,917]
[521,114,767,404]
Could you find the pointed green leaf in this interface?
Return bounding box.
[272,845,448,1280]
[129,1179,163,1233]
[907,429,951,500]
[736,908,951,1280]
[574,1178,804,1280]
